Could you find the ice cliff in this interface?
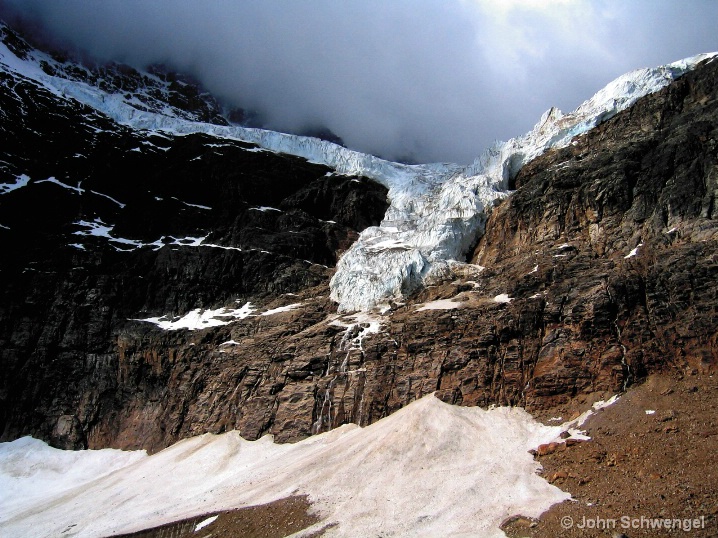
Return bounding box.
[0,27,714,311]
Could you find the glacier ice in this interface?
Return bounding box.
[330,52,717,311]
[0,30,715,312]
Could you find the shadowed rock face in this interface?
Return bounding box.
[1,21,716,452]
[0,42,389,449]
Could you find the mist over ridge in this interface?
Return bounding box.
[1,0,716,164]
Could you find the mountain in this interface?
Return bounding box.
[1,20,717,538]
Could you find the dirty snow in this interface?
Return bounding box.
[0,394,571,538]
[416,299,464,311]
[0,436,146,518]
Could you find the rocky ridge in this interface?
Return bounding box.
[0,20,716,453]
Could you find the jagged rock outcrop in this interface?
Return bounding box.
[1,20,716,452]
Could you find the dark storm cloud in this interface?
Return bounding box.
[1,0,716,163]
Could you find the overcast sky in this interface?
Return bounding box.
[1,0,716,164]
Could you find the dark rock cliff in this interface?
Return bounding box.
[1,23,716,452]
[0,41,388,449]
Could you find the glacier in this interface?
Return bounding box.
[1,27,715,311]
[329,52,718,311]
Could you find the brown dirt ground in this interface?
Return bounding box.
[504,371,718,538]
[108,495,332,538]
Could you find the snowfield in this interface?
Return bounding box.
[0,394,571,538]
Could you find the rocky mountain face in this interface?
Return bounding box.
[0,24,716,453]
[0,26,388,449]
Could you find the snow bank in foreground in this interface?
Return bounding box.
[0,394,569,538]
[0,437,146,517]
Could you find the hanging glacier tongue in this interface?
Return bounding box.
[329,52,717,312]
[0,28,712,312]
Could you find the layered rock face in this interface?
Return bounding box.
[473,57,718,400]
[0,43,388,449]
[1,21,716,452]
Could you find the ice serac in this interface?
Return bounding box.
[0,26,714,313]
[329,52,718,311]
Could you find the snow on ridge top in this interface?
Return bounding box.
[461,52,718,181]
[133,302,255,331]
[0,34,455,192]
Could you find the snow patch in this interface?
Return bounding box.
[330,313,383,351]
[200,242,243,252]
[194,515,218,532]
[134,302,255,331]
[90,189,126,208]
[573,395,621,428]
[416,299,464,311]
[172,197,212,210]
[73,219,145,249]
[624,243,644,259]
[250,206,282,212]
[36,176,84,194]
[168,235,208,247]
[494,293,513,303]
[260,303,302,316]
[0,394,570,538]
[0,174,30,194]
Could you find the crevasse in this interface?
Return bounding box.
[1,33,714,312]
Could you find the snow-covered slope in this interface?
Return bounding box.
[0,394,571,538]
[1,24,714,311]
